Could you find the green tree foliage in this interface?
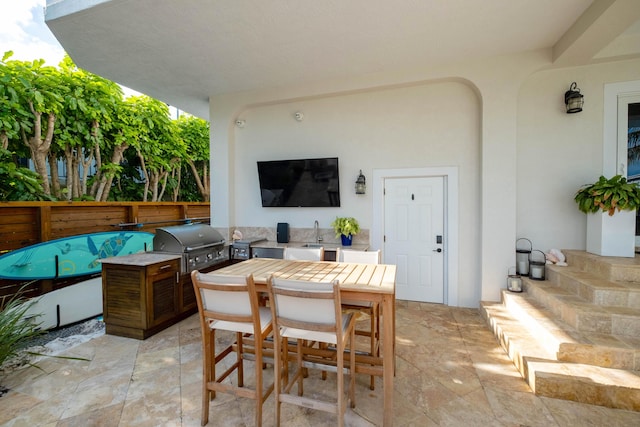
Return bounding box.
[177,115,210,201]
[55,56,123,200]
[0,52,65,196]
[0,51,210,202]
[127,96,187,201]
[0,148,51,201]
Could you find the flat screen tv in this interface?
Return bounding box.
[257,157,340,207]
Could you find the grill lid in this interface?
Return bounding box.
[154,224,225,253]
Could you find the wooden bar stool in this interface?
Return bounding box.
[191,271,274,426]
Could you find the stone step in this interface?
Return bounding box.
[564,249,640,282]
[547,264,640,309]
[481,300,640,411]
[500,289,640,370]
[523,276,640,337]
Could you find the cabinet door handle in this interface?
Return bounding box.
[159,264,173,270]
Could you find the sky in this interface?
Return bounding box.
[0,0,66,66]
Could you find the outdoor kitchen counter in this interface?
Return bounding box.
[100,252,185,339]
[249,240,368,261]
[250,240,369,250]
[100,252,181,266]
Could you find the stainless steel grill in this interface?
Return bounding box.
[230,237,267,260]
[153,224,227,274]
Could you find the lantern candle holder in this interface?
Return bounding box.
[515,238,532,276]
[529,250,546,281]
[507,267,523,293]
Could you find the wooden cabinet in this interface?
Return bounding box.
[101,253,181,339]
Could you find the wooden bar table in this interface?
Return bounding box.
[211,257,397,426]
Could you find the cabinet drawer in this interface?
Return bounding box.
[147,259,179,276]
[252,247,283,259]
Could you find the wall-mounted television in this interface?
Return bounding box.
[257,157,340,207]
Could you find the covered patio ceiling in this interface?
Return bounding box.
[45,0,640,118]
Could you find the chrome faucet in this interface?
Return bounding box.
[314,220,323,243]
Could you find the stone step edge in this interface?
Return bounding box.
[481,301,555,380]
[525,357,640,412]
[482,302,640,411]
[563,250,640,282]
[546,264,640,309]
[523,278,640,338]
[500,290,639,370]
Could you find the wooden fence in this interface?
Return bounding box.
[0,201,210,302]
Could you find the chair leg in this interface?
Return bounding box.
[254,342,263,427]
[201,328,215,426]
[370,306,377,390]
[350,326,356,409]
[275,336,283,427]
[296,339,304,396]
[336,340,344,427]
[236,332,244,387]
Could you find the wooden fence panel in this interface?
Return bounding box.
[0,206,39,252]
[50,205,130,238]
[0,201,210,303]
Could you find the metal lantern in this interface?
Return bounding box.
[507,267,523,293]
[564,82,584,114]
[515,238,532,276]
[529,250,546,281]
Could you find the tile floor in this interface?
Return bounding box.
[2,301,640,426]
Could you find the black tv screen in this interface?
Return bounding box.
[257,157,340,207]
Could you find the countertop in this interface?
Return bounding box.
[248,240,369,252]
[99,252,181,266]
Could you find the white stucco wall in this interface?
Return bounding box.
[212,50,637,306]
[233,81,480,229]
[228,81,482,306]
[517,58,640,254]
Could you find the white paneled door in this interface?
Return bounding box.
[384,176,444,302]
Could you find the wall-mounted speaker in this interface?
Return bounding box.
[277,222,289,243]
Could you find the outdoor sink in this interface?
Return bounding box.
[301,243,323,248]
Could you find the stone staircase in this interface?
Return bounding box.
[481,250,640,411]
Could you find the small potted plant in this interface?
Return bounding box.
[574,175,640,257]
[331,217,360,246]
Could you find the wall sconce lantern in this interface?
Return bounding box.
[507,267,523,293]
[564,82,584,114]
[515,238,532,276]
[355,170,366,194]
[529,250,546,281]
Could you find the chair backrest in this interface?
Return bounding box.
[338,249,381,264]
[191,271,259,326]
[283,246,324,261]
[267,277,342,341]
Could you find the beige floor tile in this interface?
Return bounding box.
[2,302,640,426]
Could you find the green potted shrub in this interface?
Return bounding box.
[574,175,640,257]
[331,217,360,246]
[574,175,640,216]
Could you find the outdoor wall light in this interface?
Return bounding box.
[355,170,366,194]
[564,82,584,114]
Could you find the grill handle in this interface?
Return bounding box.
[185,240,225,251]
